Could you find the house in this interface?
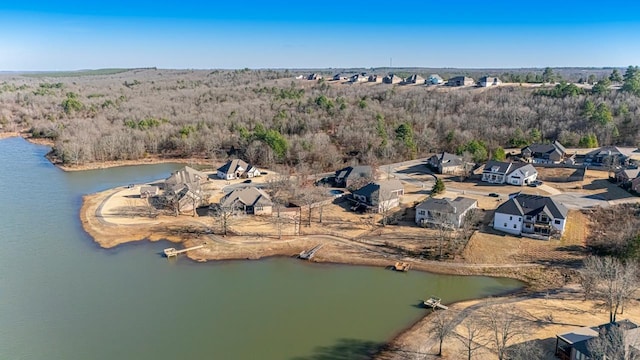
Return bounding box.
[349,73,368,83]
[584,146,635,166]
[164,166,208,189]
[446,76,474,86]
[506,164,538,186]
[481,161,538,185]
[521,141,569,164]
[615,168,640,185]
[426,74,444,85]
[478,76,501,87]
[334,165,373,188]
[481,161,514,184]
[368,74,383,83]
[405,74,425,84]
[415,197,477,228]
[555,319,640,360]
[167,183,203,213]
[219,186,273,215]
[352,180,404,213]
[631,176,640,193]
[383,74,404,84]
[332,73,348,81]
[140,185,159,198]
[307,73,322,81]
[217,159,261,180]
[427,152,466,174]
[493,194,568,237]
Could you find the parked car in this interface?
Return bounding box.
[243,179,252,183]
[488,193,500,197]
[528,180,543,187]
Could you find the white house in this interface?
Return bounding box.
[478,76,501,87]
[415,197,477,228]
[482,161,538,186]
[426,74,444,85]
[217,159,261,180]
[506,164,538,186]
[493,194,568,237]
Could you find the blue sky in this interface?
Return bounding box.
[1,1,639,70]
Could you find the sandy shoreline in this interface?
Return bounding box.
[79,184,584,359]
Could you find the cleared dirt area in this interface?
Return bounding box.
[377,285,640,360]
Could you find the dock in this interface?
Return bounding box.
[163,245,204,258]
[299,244,323,260]
[423,296,449,310]
[393,261,412,272]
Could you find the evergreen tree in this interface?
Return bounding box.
[609,69,622,83]
[431,178,445,195]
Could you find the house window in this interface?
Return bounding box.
[509,216,512,220]
[419,210,425,215]
[554,219,561,225]
[503,223,507,227]
[513,224,517,229]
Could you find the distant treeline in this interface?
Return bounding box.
[0,66,638,170]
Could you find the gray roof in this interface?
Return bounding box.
[217,159,257,176]
[335,165,372,181]
[428,74,443,80]
[483,160,513,174]
[353,179,403,199]
[616,168,640,179]
[416,197,477,214]
[220,186,273,208]
[165,166,207,187]
[522,141,566,157]
[508,163,537,177]
[586,146,636,159]
[495,194,568,219]
[431,152,463,166]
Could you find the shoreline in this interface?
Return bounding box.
[2,131,213,172]
[79,184,572,359]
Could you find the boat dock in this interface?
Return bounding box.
[423,296,449,310]
[163,245,204,258]
[393,261,412,272]
[299,244,323,260]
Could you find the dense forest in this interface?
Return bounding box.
[0,66,639,171]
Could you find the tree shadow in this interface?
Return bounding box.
[291,338,387,360]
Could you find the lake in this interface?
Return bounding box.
[0,137,522,359]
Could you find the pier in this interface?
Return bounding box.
[299,244,324,260]
[163,245,204,258]
[393,261,412,272]
[423,297,449,310]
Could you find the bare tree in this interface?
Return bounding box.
[581,256,639,323]
[455,314,486,360]
[209,204,238,236]
[481,304,527,360]
[587,323,640,360]
[429,310,456,357]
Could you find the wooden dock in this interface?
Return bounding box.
[393,262,412,272]
[423,297,448,310]
[299,244,323,260]
[163,245,204,258]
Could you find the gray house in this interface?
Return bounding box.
[555,319,640,360]
[405,74,425,84]
[352,180,404,213]
[219,186,273,215]
[521,141,569,164]
[164,166,208,189]
[334,165,373,188]
[428,152,466,174]
[446,76,474,86]
[585,146,635,166]
[383,74,404,84]
[415,197,477,228]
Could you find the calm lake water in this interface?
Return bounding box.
[0,137,522,359]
